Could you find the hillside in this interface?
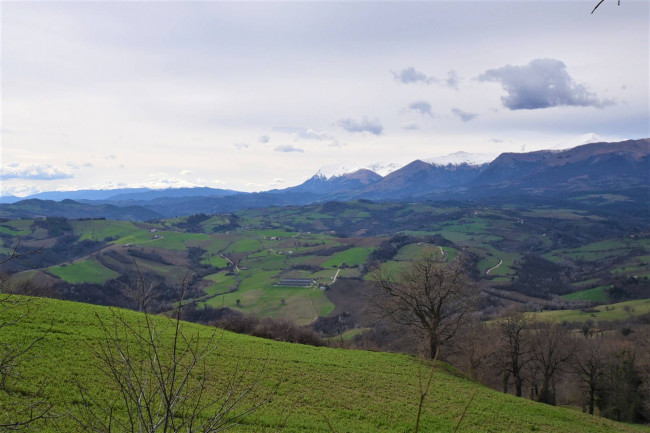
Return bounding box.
[2,296,648,433]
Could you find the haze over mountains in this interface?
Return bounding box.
[1,139,648,220]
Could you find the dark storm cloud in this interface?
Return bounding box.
[478,58,612,110]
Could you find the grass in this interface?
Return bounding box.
[47,259,119,284]
[321,247,373,268]
[2,296,647,433]
[70,220,142,241]
[562,286,609,303]
[533,299,650,323]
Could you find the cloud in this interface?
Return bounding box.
[392,67,435,84]
[401,122,419,130]
[451,108,478,122]
[296,129,334,141]
[1,163,73,180]
[407,101,433,116]
[179,169,194,176]
[445,70,460,90]
[274,145,304,153]
[233,142,249,150]
[490,138,504,144]
[337,117,383,135]
[258,135,270,143]
[478,58,613,110]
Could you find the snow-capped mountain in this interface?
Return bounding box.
[548,133,606,151]
[315,161,404,180]
[423,151,497,166]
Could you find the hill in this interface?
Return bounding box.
[2,296,647,432]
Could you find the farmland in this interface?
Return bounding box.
[1,198,648,327]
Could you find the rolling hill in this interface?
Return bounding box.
[2,296,647,433]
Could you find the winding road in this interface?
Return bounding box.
[486,259,503,276]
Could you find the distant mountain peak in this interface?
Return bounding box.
[424,151,496,166]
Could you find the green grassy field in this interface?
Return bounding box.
[47,259,119,284]
[70,220,143,241]
[562,286,610,303]
[321,247,373,268]
[533,299,650,323]
[1,297,647,433]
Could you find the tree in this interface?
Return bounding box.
[529,322,573,405]
[496,310,531,397]
[0,238,53,432]
[74,279,273,432]
[370,249,478,359]
[573,337,607,415]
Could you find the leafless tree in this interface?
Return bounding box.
[496,310,532,397]
[448,318,495,382]
[591,0,621,14]
[370,250,478,359]
[529,322,573,405]
[0,239,53,432]
[122,261,159,313]
[572,337,607,415]
[74,279,273,432]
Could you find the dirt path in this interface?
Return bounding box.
[220,254,239,273]
[332,268,341,283]
[486,259,503,276]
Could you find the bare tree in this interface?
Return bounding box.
[529,322,573,405]
[0,239,53,432]
[370,250,478,359]
[573,337,607,415]
[122,261,158,313]
[496,310,531,398]
[591,0,621,14]
[449,318,495,382]
[74,279,273,432]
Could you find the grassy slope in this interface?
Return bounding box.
[4,297,647,433]
[47,259,119,284]
[533,299,650,323]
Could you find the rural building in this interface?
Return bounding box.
[276,278,315,287]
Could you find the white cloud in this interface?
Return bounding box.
[392,67,435,84]
[337,117,383,135]
[274,145,304,153]
[451,108,478,122]
[1,163,73,180]
[407,101,433,116]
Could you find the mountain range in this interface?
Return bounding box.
[1,139,648,220]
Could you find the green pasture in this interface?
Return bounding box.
[0,224,31,236]
[115,231,209,250]
[532,299,650,324]
[200,254,230,268]
[1,297,647,433]
[562,286,610,303]
[321,247,373,268]
[70,220,142,241]
[48,259,119,284]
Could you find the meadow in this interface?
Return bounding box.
[2,296,647,433]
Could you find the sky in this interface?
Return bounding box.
[1,0,648,196]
